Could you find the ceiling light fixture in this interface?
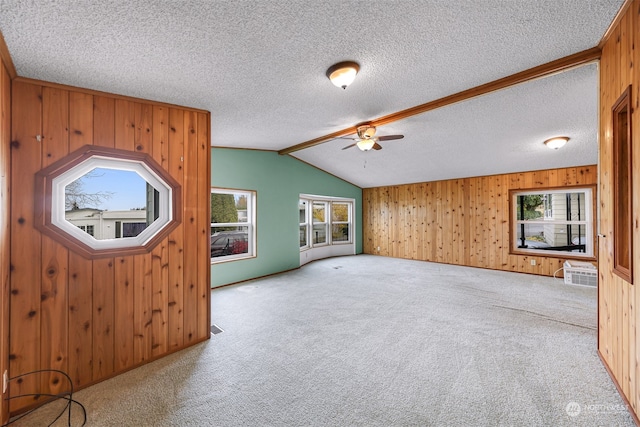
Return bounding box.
[356,124,376,140]
[326,61,360,89]
[544,136,569,149]
[357,138,376,151]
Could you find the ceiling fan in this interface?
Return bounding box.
[341,123,404,151]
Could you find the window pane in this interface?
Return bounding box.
[332,202,349,222]
[210,226,249,257]
[515,195,544,220]
[211,189,255,261]
[518,193,586,222]
[300,225,307,247]
[313,202,326,223]
[312,224,327,244]
[515,222,587,253]
[332,224,349,242]
[512,187,592,258]
[300,197,353,252]
[299,200,307,223]
[122,222,146,238]
[211,192,250,223]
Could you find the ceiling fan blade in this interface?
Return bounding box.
[341,142,358,150]
[377,134,404,141]
[372,142,383,150]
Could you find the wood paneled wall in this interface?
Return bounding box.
[9,79,211,414]
[0,56,11,424]
[363,166,597,276]
[598,0,640,420]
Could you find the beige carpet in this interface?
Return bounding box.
[8,255,635,426]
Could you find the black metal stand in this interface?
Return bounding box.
[2,369,86,426]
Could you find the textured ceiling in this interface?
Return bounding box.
[0,0,625,188]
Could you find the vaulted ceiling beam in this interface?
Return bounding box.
[279,47,601,155]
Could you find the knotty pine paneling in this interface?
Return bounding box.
[363,165,598,277]
[598,0,640,420]
[10,81,43,411]
[8,79,211,415]
[0,58,11,424]
[167,108,185,351]
[40,87,70,399]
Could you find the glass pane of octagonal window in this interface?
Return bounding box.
[51,156,173,252]
[64,168,160,240]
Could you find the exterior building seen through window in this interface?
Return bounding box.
[511,187,594,258]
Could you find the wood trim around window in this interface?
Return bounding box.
[612,86,633,284]
[34,145,182,259]
[508,185,597,261]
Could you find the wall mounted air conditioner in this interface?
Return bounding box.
[563,261,597,287]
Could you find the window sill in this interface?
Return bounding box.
[211,254,256,265]
[510,249,596,261]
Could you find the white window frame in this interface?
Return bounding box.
[312,201,329,246]
[51,156,173,251]
[511,187,594,259]
[78,224,95,237]
[330,201,352,244]
[299,195,353,250]
[299,199,309,250]
[210,188,256,263]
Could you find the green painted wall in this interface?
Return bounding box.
[211,148,362,287]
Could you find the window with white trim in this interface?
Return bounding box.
[300,197,352,249]
[511,187,594,258]
[211,188,256,262]
[331,202,350,243]
[299,200,308,249]
[312,201,328,245]
[77,225,95,237]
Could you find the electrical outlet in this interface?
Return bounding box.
[3,370,7,394]
[530,259,536,266]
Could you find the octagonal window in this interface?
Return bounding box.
[36,146,181,258]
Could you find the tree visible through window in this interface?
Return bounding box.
[210,189,255,262]
[312,202,327,244]
[211,193,238,231]
[331,202,350,242]
[300,196,353,249]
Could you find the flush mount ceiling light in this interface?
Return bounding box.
[544,136,570,149]
[326,61,360,89]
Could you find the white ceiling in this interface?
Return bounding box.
[0,1,624,188]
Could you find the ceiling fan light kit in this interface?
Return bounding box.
[544,136,569,149]
[326,61,360,89]
[356,139,376,151]
[341,123,405,151]
[357,124,377,140]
